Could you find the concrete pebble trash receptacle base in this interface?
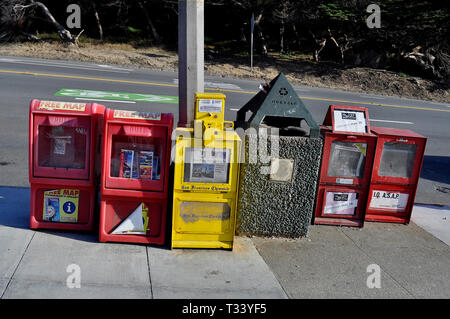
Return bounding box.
[236,133,323,237]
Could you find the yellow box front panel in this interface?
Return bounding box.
[175,200,232,234]
[171,192,237,249]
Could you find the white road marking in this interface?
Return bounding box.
[0,58,131,73]
[173,78,242,90]
[370,119,413,124]
[96,64,133,71]
[426,101,449,106]
[75,97,136,104]
[360,95,385,100]
[0,58,16,62]
[229,108,240,111]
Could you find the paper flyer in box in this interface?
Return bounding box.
[139,151,153,179]
[323,192,358,215]
[119,149,139,179]
[333,110,367,133]
[111,203,149,235]
[370,190,409,211]
[43,189,79,223]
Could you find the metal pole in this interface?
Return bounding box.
[250,13,254,73]
[178,0,204,127]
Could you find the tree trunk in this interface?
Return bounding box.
[15,0,79,45]
[32,1,75,43]
[137,0,161,45]
[92,2,103,41]
[280,20,285,53]
[309,30,325,62]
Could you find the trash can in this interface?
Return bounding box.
[313,105,377,227]
[235,72,322,237]
[365,126,427,224]
[29,99,105,231]
[98,108,173,245]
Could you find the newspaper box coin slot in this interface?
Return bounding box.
[313,105,377,227]
[99,108,173,245]
[28,99,105,231]
[365,127,427,224]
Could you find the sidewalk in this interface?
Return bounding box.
[0,186,286,299]
[253,207,450,298]
[0,186,449,298]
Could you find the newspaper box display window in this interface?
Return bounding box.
[313,105,376,227]
[28,100,105,231]
[365,127,427,224]
[106,126,166,191]
[183,147,230,184]
[99,109,173,245]
[172,93,241,249]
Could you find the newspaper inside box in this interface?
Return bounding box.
[332,109,368,133]
[110,135,162,181]
[323,191,359,216]
[183,147,230,184]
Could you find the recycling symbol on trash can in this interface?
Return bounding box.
[279,87,288,96]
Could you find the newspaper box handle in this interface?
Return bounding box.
[224,121,234,129]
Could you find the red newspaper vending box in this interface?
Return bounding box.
[365,127,427,224]
[313,105,377,227]
[99,109,173,245]
[29,100,105,231]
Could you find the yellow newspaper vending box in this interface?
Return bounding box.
[172,93,241,249]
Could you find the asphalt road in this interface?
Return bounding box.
[0,55,449,204]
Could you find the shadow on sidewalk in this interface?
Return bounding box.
[420,155,450,185]
[0,186,30,229]
[0,185,172,249]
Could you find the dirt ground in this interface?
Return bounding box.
[0,41,448,103]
